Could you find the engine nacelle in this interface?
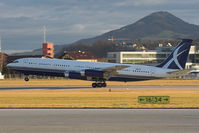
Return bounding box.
[80,69,104,77]
[64,71,82,79]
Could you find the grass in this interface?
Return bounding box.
[0,79,199,109]
[0,89,199,109]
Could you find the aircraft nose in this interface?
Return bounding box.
[7,63,13,68]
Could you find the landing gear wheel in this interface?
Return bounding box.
[92,83,97,88]
[102,83,107,87]
[97,83,103,88]
[24,77,29,82]
[92,81,107,88]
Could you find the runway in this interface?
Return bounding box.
[0,109,199,133]
[1,85,199,90]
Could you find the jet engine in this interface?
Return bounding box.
[64,71,82,79]
[80,70,105,78]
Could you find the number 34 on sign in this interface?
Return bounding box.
[138,96,170,104]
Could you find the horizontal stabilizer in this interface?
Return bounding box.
[167,69,191,76]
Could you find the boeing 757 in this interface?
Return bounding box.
[7,39,192,88]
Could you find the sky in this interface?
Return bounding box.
[0,0,199,51]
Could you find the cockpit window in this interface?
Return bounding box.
[13,61,19,63]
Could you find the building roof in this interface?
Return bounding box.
[63,51,98,60]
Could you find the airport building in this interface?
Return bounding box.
[107,46,199,69]
[42,43,54,58]
[60,51,98,62]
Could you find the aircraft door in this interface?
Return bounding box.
[150,69,155,77]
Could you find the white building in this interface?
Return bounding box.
[107,46,199,69]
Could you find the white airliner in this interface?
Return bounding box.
[7,39,192,88]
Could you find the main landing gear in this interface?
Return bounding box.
[92,81,107,88]
[24,75,29,82]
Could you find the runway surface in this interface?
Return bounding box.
[1,85,199,90]
[0,109,199,133]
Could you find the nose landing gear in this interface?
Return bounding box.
[24,75,29,82]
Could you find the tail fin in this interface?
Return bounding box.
[156,39,192,70]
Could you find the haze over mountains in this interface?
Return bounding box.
[13,11,199,55]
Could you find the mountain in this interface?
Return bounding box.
[78,11,199,43]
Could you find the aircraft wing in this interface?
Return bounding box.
[167,69,191,76]
[101,65,130,75]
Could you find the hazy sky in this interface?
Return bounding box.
[0,0,199,50]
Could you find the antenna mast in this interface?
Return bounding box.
[43,26,46,43]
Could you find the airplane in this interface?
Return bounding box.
[7,39,192,88]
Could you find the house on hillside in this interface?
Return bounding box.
[60,51,98,62]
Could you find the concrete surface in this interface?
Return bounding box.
[0,109,199,133]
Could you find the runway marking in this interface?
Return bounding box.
[138,96,170,104]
